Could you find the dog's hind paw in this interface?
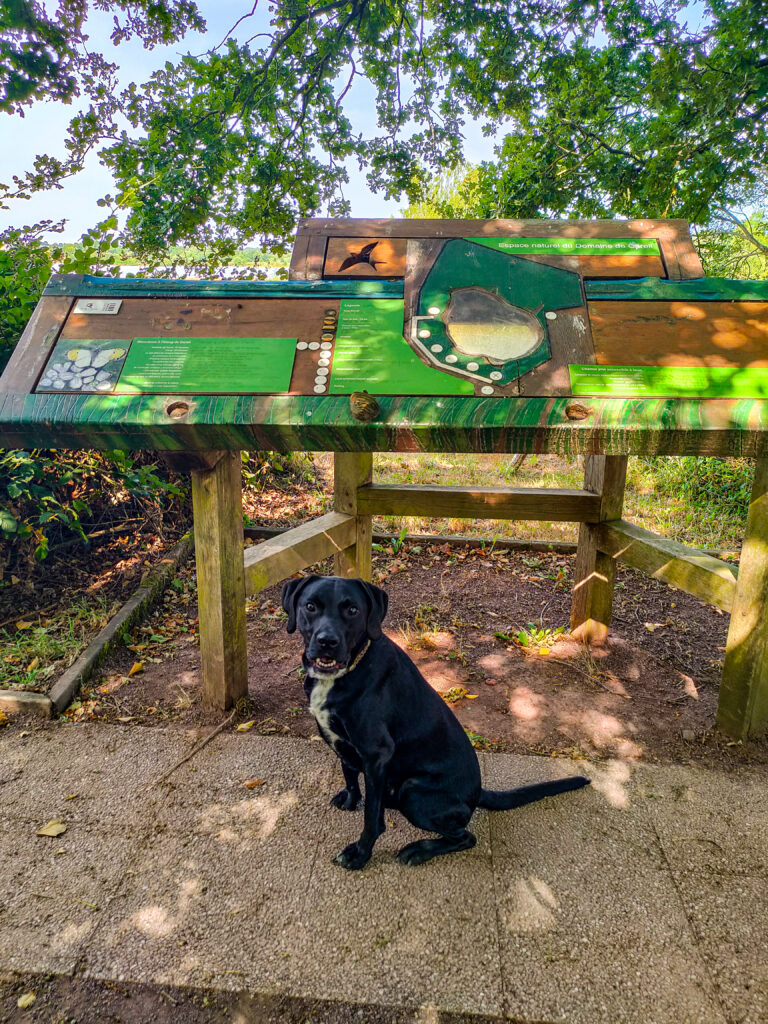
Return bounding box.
[330,788,361,811]
[333,842,371,871]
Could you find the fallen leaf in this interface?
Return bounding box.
[26,657,40,672]
[37,819,67,837]
[117,716,134,723]
[128,661,144,677]
[242,778,265,788]
[236,720,255,732]
[15,620,32,630]
[17,992,36,1009]
[10,574,20,585]
[0,710,8,727]
[538,647,550,656]
[644,622,666,632]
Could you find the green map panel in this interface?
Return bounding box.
[418,239,584,316]
[570,364,768,399]
[328,299,474,396]
[116,337,297,394]
[467,236,660,256]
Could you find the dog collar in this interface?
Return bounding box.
[346,639,371,674]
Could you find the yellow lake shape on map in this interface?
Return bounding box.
[443,287,545,365]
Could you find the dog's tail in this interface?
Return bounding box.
[478,775,590,811]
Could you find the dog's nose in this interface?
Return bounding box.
[316,632,339,651]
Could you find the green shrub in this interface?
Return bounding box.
[0,449,185,564]
[0,223,62,371]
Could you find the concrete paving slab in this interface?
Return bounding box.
[632,761,768,877]
[0,817,148,975]
[3,725,768,1024]
[0,724,195,825]
[669,871,768,1024]
[484,754,725,1024]
[286,830,503,1016]
[82,822,315,993]
[82,741,334,994]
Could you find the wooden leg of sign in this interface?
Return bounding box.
[333,452,373,580]
[191,451,248,710]
[717,457,768,740]
[570,455,628,644]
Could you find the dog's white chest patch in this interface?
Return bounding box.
[308,675,345,750]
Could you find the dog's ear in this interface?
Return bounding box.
[281,575,317,633]
[356,581,389,640]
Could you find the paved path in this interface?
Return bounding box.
[1,724,767,1023]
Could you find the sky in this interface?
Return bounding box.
[0,0,494,242]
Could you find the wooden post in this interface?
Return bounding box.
[333,452,373,579]
[717,457,768,740]
[570,455,628,644]
[191,451,248,710]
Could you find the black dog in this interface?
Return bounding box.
[282,574,589,870]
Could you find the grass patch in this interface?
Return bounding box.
[360,453,751,552]
[0,596,113,692]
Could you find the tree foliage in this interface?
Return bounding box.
[0,0,203,113]
[2,0,767,263]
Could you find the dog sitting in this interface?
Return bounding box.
[282,574,589,870]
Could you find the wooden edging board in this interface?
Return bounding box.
[0,532,194,718]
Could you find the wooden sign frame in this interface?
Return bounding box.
[1,218,767,742]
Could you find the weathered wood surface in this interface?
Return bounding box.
[598,519,737,613]
[356,483,601,522]
[43,274,402,299]
[4,391,768,455]
[292,217,702,280]
[191,452,248,709]
[58,297,340,343]
[0,296,72,394]
[718,457,768,739]
[570,455,628,643]
[333,452,373,579]
[243,512,357,593]
[585,277,768,301]
[589,301,768,368]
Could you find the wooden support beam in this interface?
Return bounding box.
[598,519,737,612]
[243,512,357,595]
[334,452,373,579]
[191,451,248,710]
[570,455,628,644]
[718,458,768,740]
[356,484,601,522]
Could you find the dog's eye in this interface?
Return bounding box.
[347,605,359,616]
[305,601,316,613]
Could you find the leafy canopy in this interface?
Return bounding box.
[1,0,767,264]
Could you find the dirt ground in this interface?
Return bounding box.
[0,974,487,1024]
[69,540,767,769]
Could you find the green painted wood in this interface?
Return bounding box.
[43,274,403,299]
[3,391,768,455]
[585,277,768,301]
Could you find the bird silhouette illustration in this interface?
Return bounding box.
[337,241,384,273]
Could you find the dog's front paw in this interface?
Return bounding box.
[330,788,361,811]
[333,842,371,871]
